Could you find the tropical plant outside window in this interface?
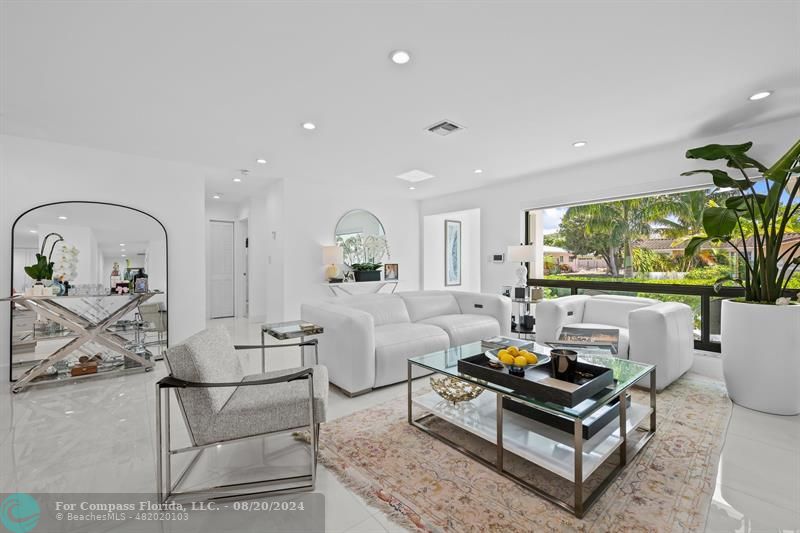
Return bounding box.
[527,176,800,340]
[532,188,799,288]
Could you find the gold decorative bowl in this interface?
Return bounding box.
[430,375,484,405]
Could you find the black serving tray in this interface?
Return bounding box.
[503,394,630,439]
[457,353,614,407]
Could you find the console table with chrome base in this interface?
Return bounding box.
[5,292,160,393]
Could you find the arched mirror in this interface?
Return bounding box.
[334,209,387,268]
[9,202,168,391]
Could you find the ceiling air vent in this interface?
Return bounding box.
[426,120,464,136]
[396,169,435,183]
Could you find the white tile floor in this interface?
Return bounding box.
[1,317,798,532]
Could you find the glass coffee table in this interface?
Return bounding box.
[407,342,656,518]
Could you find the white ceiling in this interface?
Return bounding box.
[2,1,799,200]
[13,203,164,257]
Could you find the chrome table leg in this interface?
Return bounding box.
[574,417,583,517]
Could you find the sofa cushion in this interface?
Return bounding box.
[164,326,244,413]
[418,314,501,346]
[373,323,450,387]
[398,291,461,322]
[325,294,410,326]
[582,295,658,329]
[560,323,630,357]
[195,365,329,446]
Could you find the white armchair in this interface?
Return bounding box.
[536,294,694,390]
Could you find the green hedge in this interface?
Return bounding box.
[543,271,800,289]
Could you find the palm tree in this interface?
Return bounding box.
[653,190,709,240]
[568,197,670,277]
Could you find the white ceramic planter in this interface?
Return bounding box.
[721,299,800,415]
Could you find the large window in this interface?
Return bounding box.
[526,187,800,349]
[529,188,744,282]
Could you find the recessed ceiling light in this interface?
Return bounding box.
[119,243,125,246]
[302,122,316,130]
[748,91,772,101]
[233,177,242,183]
[58,216,68,220]
[572,141,588,148]
[256,158,267,164]
[474,169,483,174]
[390,50,411,65]
[121,254,126,257]
[212,193,222,199]
[29,229,37,234]
[409,186,416,190]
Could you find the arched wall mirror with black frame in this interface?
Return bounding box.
[8,201,168,392]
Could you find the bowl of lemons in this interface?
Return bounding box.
[486,345,550,376]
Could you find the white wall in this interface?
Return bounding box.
[423,209,481,292]
[275,178,421,319]
[264,181,285,323]
[1,134,213,369]
[246,188,270,323]
[420,116,800,295]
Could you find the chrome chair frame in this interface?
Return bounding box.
[155,344,319,503]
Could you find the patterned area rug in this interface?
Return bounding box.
[318,376,731,532]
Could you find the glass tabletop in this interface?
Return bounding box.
[262,320,324,339]
[410,341,654,420]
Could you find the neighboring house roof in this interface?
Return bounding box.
[634,233,800,253]
[542,245,569,254]
[540,233,799,258]
[631,238,737,252]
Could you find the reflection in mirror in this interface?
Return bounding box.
[334,209,388,267]
[10,202,167,389]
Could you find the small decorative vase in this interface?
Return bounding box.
[32,281,45,296]
[52,279,65,296]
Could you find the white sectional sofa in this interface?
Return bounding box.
[301,290,511,395]
[535,294,694,390]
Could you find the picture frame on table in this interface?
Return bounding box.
[384,263,399,281]
[133,277,149,294]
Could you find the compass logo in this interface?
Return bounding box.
[0,493,40,533]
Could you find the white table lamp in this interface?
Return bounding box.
[322,246,344,280]
[508,244,535,287]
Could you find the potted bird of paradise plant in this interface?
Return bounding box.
[683,139,800,414]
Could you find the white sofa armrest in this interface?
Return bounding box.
[452,291,512,334]
[629,302,694,391]
[300,302,376,395]
[534,295,590,343]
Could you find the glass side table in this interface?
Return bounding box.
[259,320,324,372]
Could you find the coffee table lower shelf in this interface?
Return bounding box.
[412,391,650,481]
[408,370,656,518]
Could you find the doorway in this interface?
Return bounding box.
[208,220,235,318]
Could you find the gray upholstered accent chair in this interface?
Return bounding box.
[156,326,328,502]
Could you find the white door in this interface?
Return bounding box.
[209,220,235,318]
